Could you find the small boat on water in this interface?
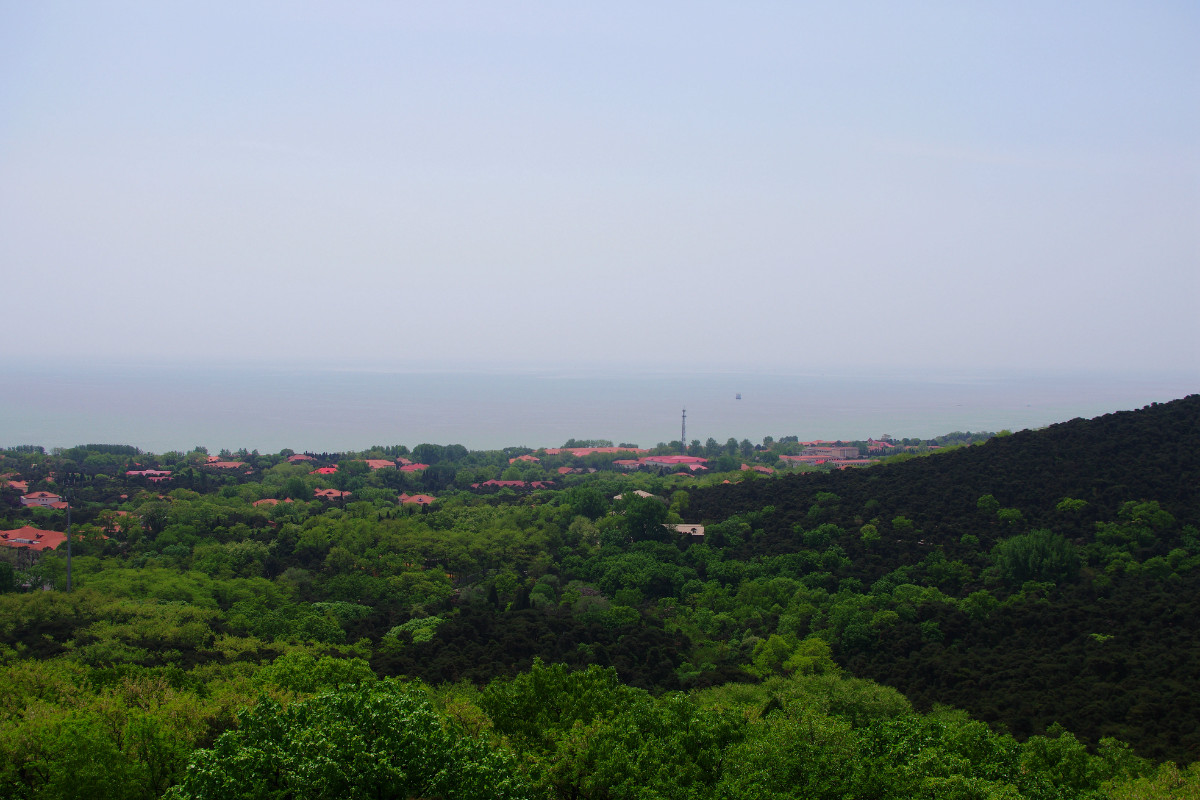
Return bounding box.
[735,393,741,400]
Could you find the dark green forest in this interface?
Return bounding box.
[1,396,1198,798]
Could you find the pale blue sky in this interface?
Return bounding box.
[2,2,1197,374]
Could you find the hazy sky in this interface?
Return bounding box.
[3,2,1197,374]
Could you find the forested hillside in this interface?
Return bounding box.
[0,396,1197,798]
[686,395,1200,759]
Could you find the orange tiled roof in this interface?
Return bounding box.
[0,526,67,551]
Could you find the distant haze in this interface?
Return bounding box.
[1,362,1194,454]
[1,3,1197,374]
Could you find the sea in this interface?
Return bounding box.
[1,360,1196,455]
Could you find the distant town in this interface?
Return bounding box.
[1,430,994,562]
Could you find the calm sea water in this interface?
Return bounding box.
[1,361,1195,454]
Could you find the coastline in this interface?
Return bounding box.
[2,360,1195,454]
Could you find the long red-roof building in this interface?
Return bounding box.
[616,455,709,472]
[0,526,67,551]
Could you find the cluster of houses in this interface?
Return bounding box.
[532,442,888,475]
[2,476,83,559]
[0,435,904,558]
[513,447,711,474]
[778,443,880,470]
[298,456,430,475]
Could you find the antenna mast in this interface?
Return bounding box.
[681,408,687,454]
[65,474,73,592]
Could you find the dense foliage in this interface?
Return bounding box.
[0,395,1197,797]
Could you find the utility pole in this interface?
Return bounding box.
[681,408,687,454]
[64,474,73,592]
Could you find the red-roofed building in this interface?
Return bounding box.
[741,464,775,474]
[508,454,540,464]
[363,459,397,470]
[802,446,859,460]
[206,461,247,469]
[313,488,351,500]
[1,475,30,493]
[543,446,648,457]
[832,459,879,469]
[398,493,437,506]
[0,526,67,552]
[780,454,829,465]
[400,463,429,472]
[20,492,63,508]
[644,455,707,465]
[310,466,338,475]
[635,455,708,472]
[287,454,315,462]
